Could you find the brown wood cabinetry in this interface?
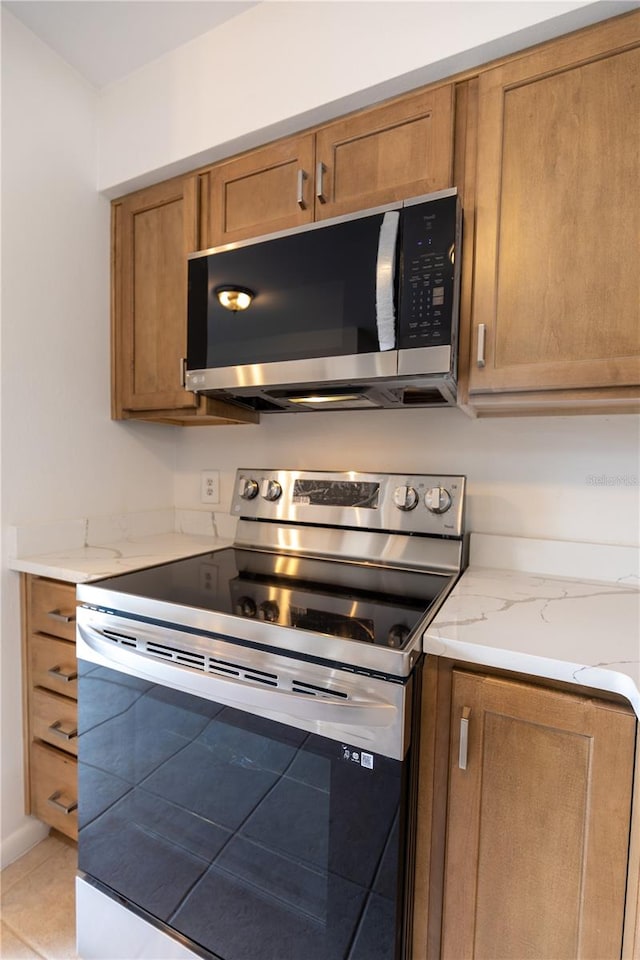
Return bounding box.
[111,176,259,425]
[413,660,638,959]
[313,84,453,221]
[204,134,316,247]
[466,13,640,414]
[22,575,79,841]
[111,11,640,421]
[202,84,454,247]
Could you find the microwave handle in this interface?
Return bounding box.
[376,211,400,351]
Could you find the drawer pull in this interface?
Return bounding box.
[47,665,78,683]
[47,609,76,624]
[47,791,77,815]
[459,706,471,770]
[48,720,78,741]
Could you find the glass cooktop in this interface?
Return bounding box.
[90,548,451,651]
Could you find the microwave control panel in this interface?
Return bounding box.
[398,192,461,350]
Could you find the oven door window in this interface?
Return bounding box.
[78,663,407,960]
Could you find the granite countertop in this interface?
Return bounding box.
[9,531,231,583]
[424,566,640,719]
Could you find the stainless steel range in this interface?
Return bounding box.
[75,469,466,960]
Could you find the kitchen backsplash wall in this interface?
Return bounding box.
[175,408,640,548]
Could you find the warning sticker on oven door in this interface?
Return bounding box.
[341,745,374,770]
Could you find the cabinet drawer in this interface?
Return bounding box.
[30,579,76,642]
[31,688,78,757]
[30,742,77,841]
[30,635,78,700]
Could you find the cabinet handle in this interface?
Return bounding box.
[296,168,308,209]
[459,706,471,770]
[47,609,75,624]
[316,162,327,203]
[47,665,78,683]
[179,357,187,389]
[477,323,486,368]
[48,720,78,741]
[47,791,77,815]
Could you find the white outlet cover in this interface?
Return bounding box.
[200,470,220,504]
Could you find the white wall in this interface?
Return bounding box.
[97,0,639,196]
[174,410,640,547]
[0,10,177,865]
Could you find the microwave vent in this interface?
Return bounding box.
[393,387,449,406]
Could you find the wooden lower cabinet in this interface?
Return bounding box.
[30,742,78,840]
[22,575,79,841]
[414,661,638,959]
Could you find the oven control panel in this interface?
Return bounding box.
[232,469,466,538]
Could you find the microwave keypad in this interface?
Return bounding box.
[407,254,447,344]
[399,194,458,349]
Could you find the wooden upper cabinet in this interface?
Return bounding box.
[112,178,258,425]
[468,14,640,403]
[314,84,454,219]
[113,176,200,414]
[442,670,636,960]
[202,84,454,247]
[203,135,316,248]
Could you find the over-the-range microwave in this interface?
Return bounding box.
[186,188,461,412]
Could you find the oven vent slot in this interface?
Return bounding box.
[245,674,278,687]
[97,628,348,702]
[208,662,240,677]
[102,628,137,648]
[292,680,349,700]
[207,657,279,687]
[143,640,207,672]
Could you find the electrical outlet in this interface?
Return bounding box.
[200,470,220,504]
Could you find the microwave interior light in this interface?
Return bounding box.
[215,285,254,311]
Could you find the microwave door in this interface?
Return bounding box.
[186,209,400,394]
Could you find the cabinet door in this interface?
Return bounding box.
[469,14,640,398]
[442,670,636,960]
[113,176,200,414]
[204,135,315,247]
[314,84,453,220]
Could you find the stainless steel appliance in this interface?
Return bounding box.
[186,189,461,411]
[75,469,467,960]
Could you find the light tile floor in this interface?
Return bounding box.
[0,836,77,959]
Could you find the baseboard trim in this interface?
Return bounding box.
[1,818,49,869]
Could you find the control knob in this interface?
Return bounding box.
[258,600,280,623]
[425,486,452,514]
[235,596,257,618]
[393,485,418,511]
[260,478,282,502]
[238,477,259,500]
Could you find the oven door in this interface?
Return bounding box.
[76,621,419,960]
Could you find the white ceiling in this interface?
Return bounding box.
[2,1,261,87]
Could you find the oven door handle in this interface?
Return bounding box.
[77,622,399,729]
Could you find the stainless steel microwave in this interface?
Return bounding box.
[186,188,461,412]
